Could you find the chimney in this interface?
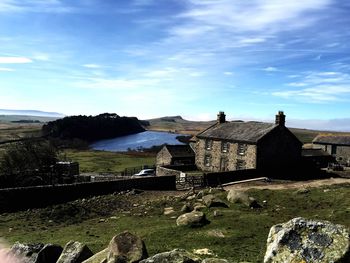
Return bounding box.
[217,111,226,124]
[275,111,285,126]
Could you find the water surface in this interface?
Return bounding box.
[90,131,184,152]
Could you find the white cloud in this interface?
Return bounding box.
[0,67,14,71]
[0,57,32,64]
[274,70,350,103]
[0,0,75,13]
[263,66,278,72]
[223,71,233,75]
[83,64,101,69]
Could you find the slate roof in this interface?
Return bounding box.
[165,145,195,158]
[196,121,277,143]
[313,135,350,146]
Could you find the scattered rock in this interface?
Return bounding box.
[193,248,214,256]
[295,188,310,194]
[207,230,225,238]
[56,241,93,263]
[181,204,192,213]
[164,207,175,215]
[202,195,228,208]
[10,242,63,263]
[226,190,260,208]
[264,217,350,263]
[139,249,201,263]
[107,231,148,263]
[187,194,197,201]
[197,188,225,199]
[193,204,207,211]
[213,210,223,217]
[202,258,230,263]
[176,211,209,227]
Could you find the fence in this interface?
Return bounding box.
[0,175,176,213]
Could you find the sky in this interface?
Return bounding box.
[1,0,350,130]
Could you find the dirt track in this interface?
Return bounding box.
[223,177,350,191]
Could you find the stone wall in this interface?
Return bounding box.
[0,175,176,213]
[314,144,350,163]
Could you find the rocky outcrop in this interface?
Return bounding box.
[226,190,260,208]
[139,249,201,263]
[202,258,230,263]
[10,242,63,263]
[264,217,350,263]
[56,241,93,263]
[176,211,209,227]
[202,194,228,208]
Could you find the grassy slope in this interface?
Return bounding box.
[0,183,349,262]
[63,150,156,173]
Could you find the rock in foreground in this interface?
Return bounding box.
[264,217,350,263]
[176,211,208,227]
[57,241,93,263]
[140,249,201,263]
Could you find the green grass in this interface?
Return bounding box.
[62,150,156,173]
[0,183,349,262]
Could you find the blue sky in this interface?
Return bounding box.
[1,0,350,130]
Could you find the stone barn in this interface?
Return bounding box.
[192,111,302,172]
[156,145,195,166]
[312,135,350,164]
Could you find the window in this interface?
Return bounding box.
[220,158,228,171]
[221,141,229,153]
[205,139,213,150]
[204,155,212,167]
[237,143,246,155]
[236,160,246,170]
[331,145,337,155]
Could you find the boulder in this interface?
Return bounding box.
[202,194,228,208]
[139,249,201,263]
[181,204,192,213]
[57,241,93,263]
[107,231,148,263]
[197,188,225,199]
[164,207,176,215]
[264,217,350,263]
[10,242,62,263]
[226,190,260,208]
[82,248,108,263]
[176,211,208,227]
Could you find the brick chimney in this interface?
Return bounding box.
[217,111,226,124]
[275,111,285,126]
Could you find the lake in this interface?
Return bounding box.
[90,131,185,152]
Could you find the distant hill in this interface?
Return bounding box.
[0,109,65,118]
[144,115,350,144]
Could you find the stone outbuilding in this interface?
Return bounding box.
[156,145,195,166]
[192,111,302,172]
[312,135,350,164]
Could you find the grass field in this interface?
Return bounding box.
[0,183,349,262]
[63,150,156,173]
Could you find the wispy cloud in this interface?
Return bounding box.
[0,57,32,64]
[273,71,350,102]
[0,67,14,71]
[0,0,75,13]
[263,66,279,72]
[83,64,101,69]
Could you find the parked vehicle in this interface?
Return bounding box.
[132,169,155,177]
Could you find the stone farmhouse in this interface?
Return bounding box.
[156,145,195,166]
[190,111,302,172]
[312,135,350,164]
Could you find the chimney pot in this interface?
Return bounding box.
[275,111,286,126]
[217,111,226,124]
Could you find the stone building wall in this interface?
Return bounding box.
[313,144,350,162]
[156,147,172,166]
[195,138,257,172]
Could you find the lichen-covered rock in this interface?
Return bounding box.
[139,249,201,263]
[82,248,108,263]
[202,194,228,208]
[10,242,63,263]
[264,217,350,263]
[57,241,93,263]
[176,211,208,227]
[107,231,148,263]
[226,190,260,208]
